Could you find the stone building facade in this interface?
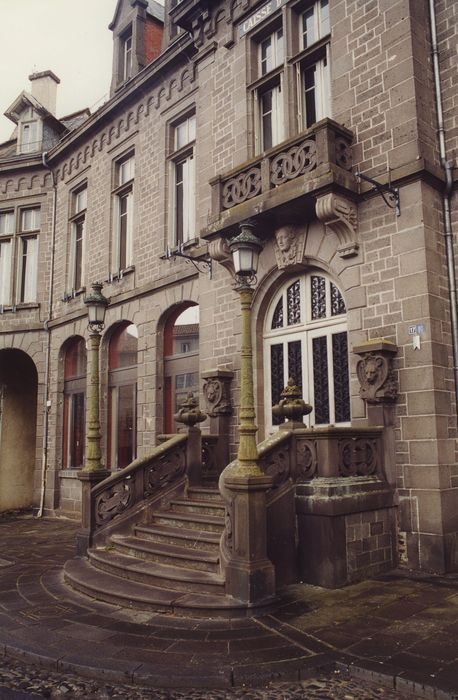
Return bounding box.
[0,0,457,585]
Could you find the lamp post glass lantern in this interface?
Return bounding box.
[83,282,109,472]
[228,223,264,475]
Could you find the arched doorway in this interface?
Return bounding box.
[107,322,138,470]
[62,337,87,470]
[163,304,199,433]
[0,349,38,511]
[263,271,350,433]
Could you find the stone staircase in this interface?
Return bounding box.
[64,486,245,616]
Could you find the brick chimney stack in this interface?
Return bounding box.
[28,70,60,115]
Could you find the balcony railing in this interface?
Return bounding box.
[208,118,354,223]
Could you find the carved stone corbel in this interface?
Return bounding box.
[208,237,235,277]
[353,339,398,404]
[315,193,359,258]
[273,224,307,270]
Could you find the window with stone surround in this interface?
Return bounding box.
[112,152,134,274]
[68,184,87,294]
[263,271,349,433]
[121,27,133,82]
[169,113,196,247]
[292,0,331,129]
[62,337,87,470]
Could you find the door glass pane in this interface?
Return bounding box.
[331,282,346,316]
[332,332,350,422]
[271,344,284,425]
[312,335,329,424]
[288,340,303,391]
[271,297,284,329]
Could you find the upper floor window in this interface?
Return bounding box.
[300,0,330,49]
[18,207,40,303]
[112,153,134,272]
[0,211,14,306]
[259,28,283,76]
[300,55,330,128]
[170,114,195,247]
[122,29,133,82]
[20,120,39,154]
[68,185,87,293]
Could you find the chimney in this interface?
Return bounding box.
[28,70,60,115]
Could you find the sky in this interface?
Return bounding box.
[0,0,119,143]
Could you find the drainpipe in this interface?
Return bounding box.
[428,0,458,417]
[37,152,57,517]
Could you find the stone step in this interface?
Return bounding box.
[169,498,225,518]
[89,548,225,594]
[134,523,221,552]
[64,558,257,617]
[111,534,220,573]
[187,486,223,503]
[153,510,225,534]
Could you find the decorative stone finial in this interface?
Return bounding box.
[174,392,207,428]
[272,378,312,428]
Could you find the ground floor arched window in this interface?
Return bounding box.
[163,304,199,433]
[263,271,350,433]
[63,337,86,469]
[108,322,138,469]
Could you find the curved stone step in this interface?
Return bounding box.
[153,510,224,533]
[134,523,221,552]
[64,558,260,617]
[89,548,225,594]
[111,534,220,573]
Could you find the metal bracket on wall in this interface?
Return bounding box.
[165,243,212,279]
[355,170,401,217]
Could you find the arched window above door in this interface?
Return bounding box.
[264,272,350,433]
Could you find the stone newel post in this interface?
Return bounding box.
[174,392,206,486]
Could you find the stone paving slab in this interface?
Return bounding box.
[0,514,458,697]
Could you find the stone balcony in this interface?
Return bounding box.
[202,118,357,241]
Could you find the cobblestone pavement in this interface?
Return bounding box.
[0,656,410,699]
[1,515,458,699]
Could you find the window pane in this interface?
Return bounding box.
[73,219,84,290]
[332,332,350,422]
[260,36,272,75]
[331,282,346,316]
[288,340,303,391]
[311,275,326,319]
[119,157,134,185]
[19,236,38,303]
[175,161,184,243]
[116,384,136,468]
[261,90,273,150]
[287,280,301,325]
[65,338,87,379]
[302,8,315,48]
[312,336,329,424]
[320,0,330,36]
[303,66,317,128]
[0,240,12,305]
[110,323,138,369]
[271,297,284,329]
[271,344,285,425]
[0,211,14,235]
[175,115,195,149]
[69,392,85,469]
[75,188,87,213]
[21,208,40,232]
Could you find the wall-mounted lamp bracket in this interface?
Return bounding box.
[355,170,401,217]
[165,243,212,279]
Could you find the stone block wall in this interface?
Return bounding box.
[346,508,397,582]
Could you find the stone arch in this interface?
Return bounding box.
[0,349,38,512]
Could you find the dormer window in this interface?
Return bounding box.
[122,29,133,82]
[20,120,39,154]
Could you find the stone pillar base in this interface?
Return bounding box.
[76,469,110,556]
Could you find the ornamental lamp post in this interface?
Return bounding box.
[83,281,109,473]
[228,222,264,477]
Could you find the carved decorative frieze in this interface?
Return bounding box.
[315,193,359,258]
[222,167,262,208]
[353,339,398,404]
[202,369,234,416]
[273,225,307,269]
[270,138,317,186]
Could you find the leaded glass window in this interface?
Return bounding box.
[264,271,350,433]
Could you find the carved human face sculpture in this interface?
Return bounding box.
[275,226,295,252]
